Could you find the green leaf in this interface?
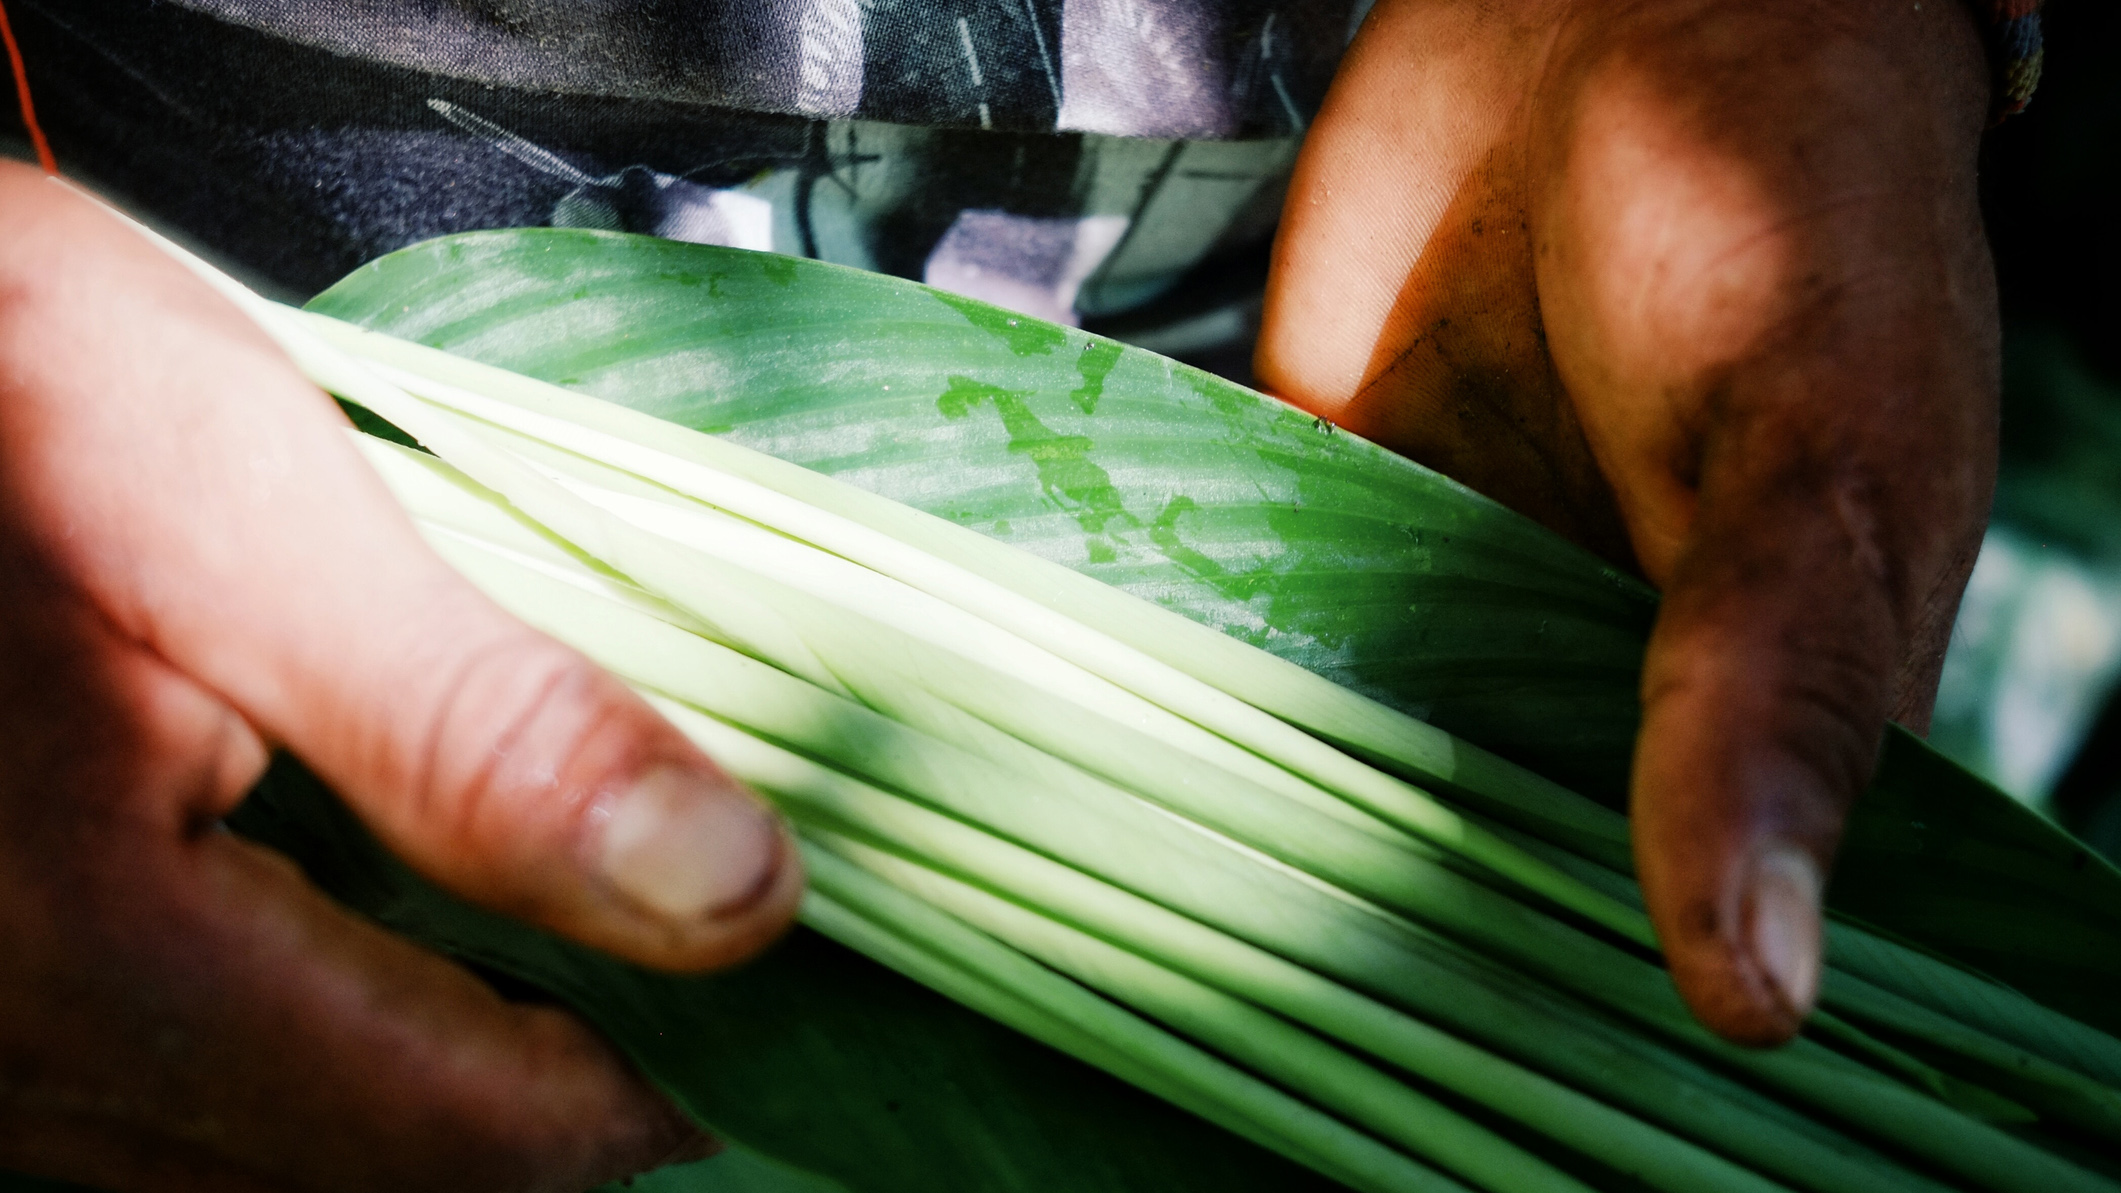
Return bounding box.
[1829,728,2121,1035]
[304,230,2121,1030]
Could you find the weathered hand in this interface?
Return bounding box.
[1260,0,1997,1044]
[0,165,802,1191]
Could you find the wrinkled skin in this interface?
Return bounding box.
[1261,0,1997,1044]
[0,0,1999,1185]
[0,169,802,1191]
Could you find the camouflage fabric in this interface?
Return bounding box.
[5,0,1366,360]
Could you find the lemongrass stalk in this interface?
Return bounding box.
[106,209,1476,1192]
[351,433,675,609]
[224,253,2121,1114]
[293,309,1643,913]
[1430,761,2121,1119]
[254,300,861,700]
[797,856,1475,1193]
[335,301,2070,1120]
[372,442,1464,940]
[805,831,1596,1193]
[422,392,1618,904]
[373,435,1518,908]
[343,337,1655,943]
[402,446,2035,1171]
[361,382,1436,868]
[380,404,2121,1189]
[1475,797,2121,1124]
[393,449,2033,1193]
[655,697,1845,1193]
[795,896,1353,1187]
[289,307,1635,870]
[672,695,2121,1193]
[147,218,2107,1109]
[529,451,1407,834]
[353,435,719,635]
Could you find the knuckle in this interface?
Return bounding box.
[1644,608,1889,796]
[405,623,654,864]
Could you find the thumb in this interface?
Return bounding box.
[10,176,802,971]
[1631,472,1881,1044]
[215,419,804,971]
[205,417,803,971]
[1629,400,1983,1045]
[271,572,807,972]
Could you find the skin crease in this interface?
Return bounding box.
[0,0,1995,1184]
[1261,0,1997,1044]
[0,168,804,1191]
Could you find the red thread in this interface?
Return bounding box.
[0,0,55,174]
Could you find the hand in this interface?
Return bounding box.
[0,164,803,1191]
[1259,0,1997,1044]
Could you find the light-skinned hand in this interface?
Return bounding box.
[0,164,803,1193]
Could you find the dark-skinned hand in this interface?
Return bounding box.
[1260,0,1998,1044]
[0,165,803,1192]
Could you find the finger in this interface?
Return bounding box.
[1631,419,1938,1044]
[1519,2,1997,1041]
[1625,285,1993,1044]
[0,571,713,1193]
[0,167,801,973]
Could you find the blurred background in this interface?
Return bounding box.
[1931,0,2121,859]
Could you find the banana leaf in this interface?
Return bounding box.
[183,228,2121,1191]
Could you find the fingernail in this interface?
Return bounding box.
[600,765,783,922]
[1749,845,1823,1018]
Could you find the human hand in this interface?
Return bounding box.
[0,164,802,1191]
[1259,0,1997,1044]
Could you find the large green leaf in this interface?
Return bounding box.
[304,229,2121,1025]
[1832,729,2121,1031]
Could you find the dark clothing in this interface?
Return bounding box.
[5,0,1365,356]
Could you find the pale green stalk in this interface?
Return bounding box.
[651,696,1809,1193]
[805,830,1596,1193]
[1825,924,2121,1088]
[388,442,2048,1193]
[645,625,2114,1193]
[134,238,2112,1117]
[289,308,1624,869]
[381,437,2071,1180]
[297,310,1654,939]
[1823,970,2121,1141]
[333,308,2121,1124]
[795,874,1465,1193]
[110,222,1465,1193]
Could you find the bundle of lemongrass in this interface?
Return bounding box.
[148,218,2121,1193]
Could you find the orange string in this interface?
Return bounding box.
[0,0,55,174]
